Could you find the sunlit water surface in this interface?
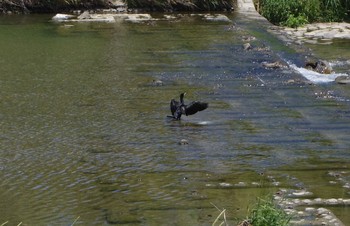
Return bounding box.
[0,13,350,225]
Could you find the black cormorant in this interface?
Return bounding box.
[169,93,208,120]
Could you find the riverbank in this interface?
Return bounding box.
[236,0,350,43]
[270,22,350,45]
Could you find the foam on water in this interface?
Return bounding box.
[290,64,348,83]
[197,121,212,125]
[329,60,350,67]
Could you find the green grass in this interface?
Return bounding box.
[256,0,350,27]
[245,196,291,226]
[212,195,291,226]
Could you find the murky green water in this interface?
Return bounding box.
[0,13,349,225]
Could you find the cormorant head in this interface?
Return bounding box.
[180,92,186,104]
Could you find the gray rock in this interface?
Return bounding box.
[243,43,252,50]
[335,75,350,84]
[262,61,287,69]
[52,13,76,21]
[203,14,231,22]
[179,139,189,145]
[305,60,333,74]
[78,11,91,20]
[152,80,163,86]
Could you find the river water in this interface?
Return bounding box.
[0,13,349,225]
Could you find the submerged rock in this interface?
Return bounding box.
[305,60,333,74]
[241,35,256,42]
[292,190,313,197]
[52,13,115,22]
[335,75,350,84]
[106,210,141,224]
[262,61,287,69]
[152,79,163,86]
[234,182,246,187]
[219,182,233,187]
[243,43,252,51]
[124,14,153,22]
[52,13,76,21]
[203,14,231,22]
[179,139,189,145]
[77,11,91,20]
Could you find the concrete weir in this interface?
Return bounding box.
[236,0,267,20]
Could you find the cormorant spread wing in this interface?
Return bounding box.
[170,99,180,117]
[184,101,208,116]
[169,93,208,120]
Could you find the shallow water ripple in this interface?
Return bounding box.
[0,13,350,225]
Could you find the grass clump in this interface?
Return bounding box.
[244,196,291,226]
[212,195,291,226]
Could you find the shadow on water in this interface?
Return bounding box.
[0,12,349,225]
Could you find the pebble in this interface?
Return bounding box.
[314,198,323,204]
[343,183,350,188]
[219,182,233,187]
[234,182,246,187]
[284,209,296,214]
[203,14,231,22]
[324,215,333,220]
[293,199,301,205]
[317,208,330,214]
[343,199,350,205]
[335,75,350,84]
[274,196,282,200]
[243,43,252,51]
[152,79,163,86]
[325,198,338,205]
[305,207,316,212]
[251,182,260,186]
[179,139,189,145]
[272,181,280,186]
[292,190,312,196]
[302,199,312,205]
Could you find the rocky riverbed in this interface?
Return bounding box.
[270,22,350,45]
[51,11,231,23]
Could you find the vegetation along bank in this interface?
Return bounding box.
[255,0,350,27]
[0,0,234,14]
[2,0,350,27]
